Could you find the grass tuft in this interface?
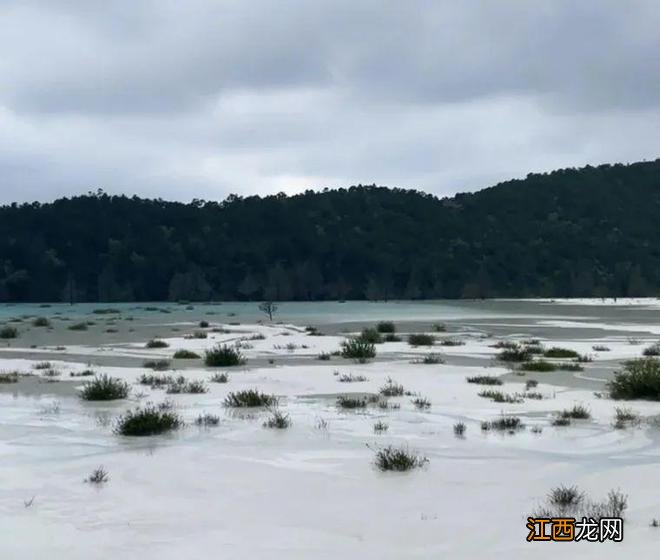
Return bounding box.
[408,333,435,346]
[224,390,277,407]
[608,358,660,400]
[466,375,502,385]
[340,337,376,362]
[379,377,405,397]
[115,404,182,436]
[336,395,368,408]
[373,445,428,472]
[204,344,246,367]
[80,375,130,401]
[173,349,200,359]
[85,466,109,484]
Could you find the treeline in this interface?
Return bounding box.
[1,159,659,302]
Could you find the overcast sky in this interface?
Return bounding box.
[1,0,659,204]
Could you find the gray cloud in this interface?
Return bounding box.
[0,0,659,203]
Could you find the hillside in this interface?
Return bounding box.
[1,159,659,302]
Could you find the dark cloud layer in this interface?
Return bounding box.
[1,0,659,203]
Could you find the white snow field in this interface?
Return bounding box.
[1,299,660,559]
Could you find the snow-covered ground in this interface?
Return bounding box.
[1,308,660,559]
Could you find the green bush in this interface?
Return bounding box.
[146,339,169,348]
[408,333,435,346]
[80,375,130,401]
[373,445,428,471]
[558,405,591,419]
[32,317,51,327]
[544,347,579,359]
[608,358,660,400]
[358,327,383,344]
[466,375,502,385]
[204,344,246,367]
[115,405,182,436]
[481,415,524,432]
[376,321,396,334]
[173,349,200,359]
[383,333,402,342]
[0,325,18,339]
[341,337,376,362]
[224,390,276,407]
[379,377,405,396]
[336,395,368,408]
[643,343,660,357]
[143,359,171,370]
[497,347,531,362]
[68,322,88,331]
[520,360,557,372]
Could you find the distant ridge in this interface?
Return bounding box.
[1,159,659,301]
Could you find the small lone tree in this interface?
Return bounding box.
[258,301,278,321]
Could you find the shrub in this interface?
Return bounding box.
[337,373,368,382]
[33,361,52,370]
[68,322,88,331]
[535,486,627,521]
[224,390,276,407]
[559,404,591,419]
[0,325,18,339]
[453,422,466,437]
[481,415,524,432]
[173,349,200,359]
[548,485,585,509]
[431,323,446,332]
[336,395,368,409]
[498,347,531,362]
[466,375,502,385]
[32,317,51,327]
[143,359,171,371]
[317,352,331,361]
[525,379,538,390]
[210,372,229,383]
[262,408,291,429]
[0,372,19,383]
[526,345,545,355]
[408,333,435,346]
[146,339,169,349]
[491,340,519,349]
[340,338,376,362]
[376,321,396,334]
[592,345,611,352]
[552,417,571,426]
[383,333,402,342]
[185,331,208,339]
[195,413,220,426]
[80,375,130,401]
[525,392,544,400]
[92,308,120,315]
[115,405,182,436]
[478,390,523,404]
[379,377,404,397]
[439,338,464,347]
[204,344,246,367]
[199,320,210,328]
[85,466,109,484]
[412,396,431,409]
[412,353,443,364]
[373,445,428,472]
[643,343,660,357]
[359,327,383,344]
[607,358,660,400]
[544,347,579,359]
[520,360,556,372]
[558,363,584,371]
[166,377,208,394]
[138,373,174,387]
[613,407,640,429]
[373,420,389,433]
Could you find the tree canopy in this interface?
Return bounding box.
[1,159,659,302]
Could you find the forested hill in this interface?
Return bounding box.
[1,159,659,302]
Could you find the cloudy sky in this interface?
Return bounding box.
[1,0,659,203]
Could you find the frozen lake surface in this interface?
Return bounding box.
[1,298,659,558]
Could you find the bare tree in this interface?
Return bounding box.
[258,301,278,321]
